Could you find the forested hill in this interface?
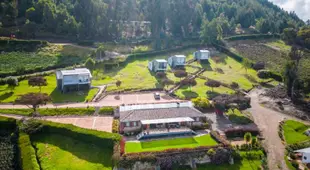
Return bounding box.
[0,0,305,41]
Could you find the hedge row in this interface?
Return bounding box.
[0,116,17,131]
[0,39,48,52]
[34,120,121,147]
[212,43,244,62]
[18,133,40,170]
[224,34,280,41]
[99,107,114,115]
[0,71,54,85]
[0,107,97,116]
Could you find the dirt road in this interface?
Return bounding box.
[248,89,289,170]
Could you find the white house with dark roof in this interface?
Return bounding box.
[168,55,186,68]
[119,102,206,140]
[56,68,92,93]
[194,50,210,60]
[294,147,310,163]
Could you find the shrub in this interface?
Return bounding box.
[289,152,297,160]
[205,80,221,91]
[112,119,119,133]
[207,148,216,156]
[18,133,40,170]
[6,77,18,86]
[191,97,212,110]
[174,70,188,79]
[257,70,283,82]
[19,119,43,134]
[253,61,265,70]
[156,72,166,79]
[99,107,114,115]
[239,150,264,160]
[0,108,96,116]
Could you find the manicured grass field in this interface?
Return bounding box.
[175,78,235,99]
[197,159,262,170]
[283,120,310,144]
[92,48,197,91]
[125,134,218,153]
[32,134,113,170]
[0,75,98,103]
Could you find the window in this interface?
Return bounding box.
[133,122,137,127]
[126,122,130,127]
[304,156,307,160]
[196,117,200,121]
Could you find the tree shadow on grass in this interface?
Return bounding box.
[31,134,113,167]
[181,90,199,99]
[211,54,228,65]
[198,60,213,71]
[0,92,13,102]
[206,91,221,100]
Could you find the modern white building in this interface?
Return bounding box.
[148,59,168,72]
[194,50,210,61]
[168,55,186,68]
[56,68,92,93]
[294,147,310,163]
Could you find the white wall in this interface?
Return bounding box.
[302,153,310,163]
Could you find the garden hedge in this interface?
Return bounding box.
[34,120,121,147]
[0,39,48,52]
[18,133,40,170]
[0,107,96,116]
[99,107,114,115]
[212,43,244,62]
[224,34,280,41]
[0,116,17,131]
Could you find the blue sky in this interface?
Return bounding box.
[269,0,310,21]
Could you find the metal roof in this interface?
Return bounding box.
[295,147,310,153]
[199,50,210,53]
[155,59,167,62]
[141,117,194,124]
[174,55,186,58]
[56,68,92,79]
[120,102,193,112]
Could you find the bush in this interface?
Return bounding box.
[239,150,264,160]
[6,77,18,86]
[230,82,239,89]
[18,133,40,170]
[253,61,265,70]
[191,97,212,110]
[112,119,119,133]
[257,70,283,82]
[99,107,114,115]
[156,72,166,79]
[0,108,96,116]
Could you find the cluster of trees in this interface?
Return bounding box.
[283,26,310,49]
[0,0,304,42]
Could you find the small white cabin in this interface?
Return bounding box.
[294,147,310,163]
[168,55,186,68]
[194,50,210,60]
[148,59,168,72]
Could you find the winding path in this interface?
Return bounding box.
[248,89,290,170]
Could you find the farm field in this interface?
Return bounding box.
[282,120,310,144]
[92,48,197,91]
[0,44,93,76]
[32,134,113,170]
[0,74,98,103]
[125,134,218,153]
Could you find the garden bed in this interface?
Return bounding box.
[282,120,310,145]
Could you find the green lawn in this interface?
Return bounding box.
[0,74,98,103]
[226,109,253,125]
[197,159,262,170]
[265,40,291,52]
[175,78,235,99]
[32,134,113,170]
[125,134,218,153]
[92,48,197,91]
[283,120,310,144]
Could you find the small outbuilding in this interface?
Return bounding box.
[194,50,210,60]
[168,55,186,68]
[148,59,168,72]
[294,147,310,163]
[56,68,92,93]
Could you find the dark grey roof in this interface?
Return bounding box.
[120,107,204,122]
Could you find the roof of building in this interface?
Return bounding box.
[199,50,210,53]
[174,55,186,58]
[141,117,194,124]
[155,59,167,62]
[120,102,193,112]
[120,105,204,122]
[56,68,92,79]
[294,147,310,153]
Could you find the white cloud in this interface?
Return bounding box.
[269,0,310,21]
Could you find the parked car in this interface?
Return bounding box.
[154,92,160,100]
